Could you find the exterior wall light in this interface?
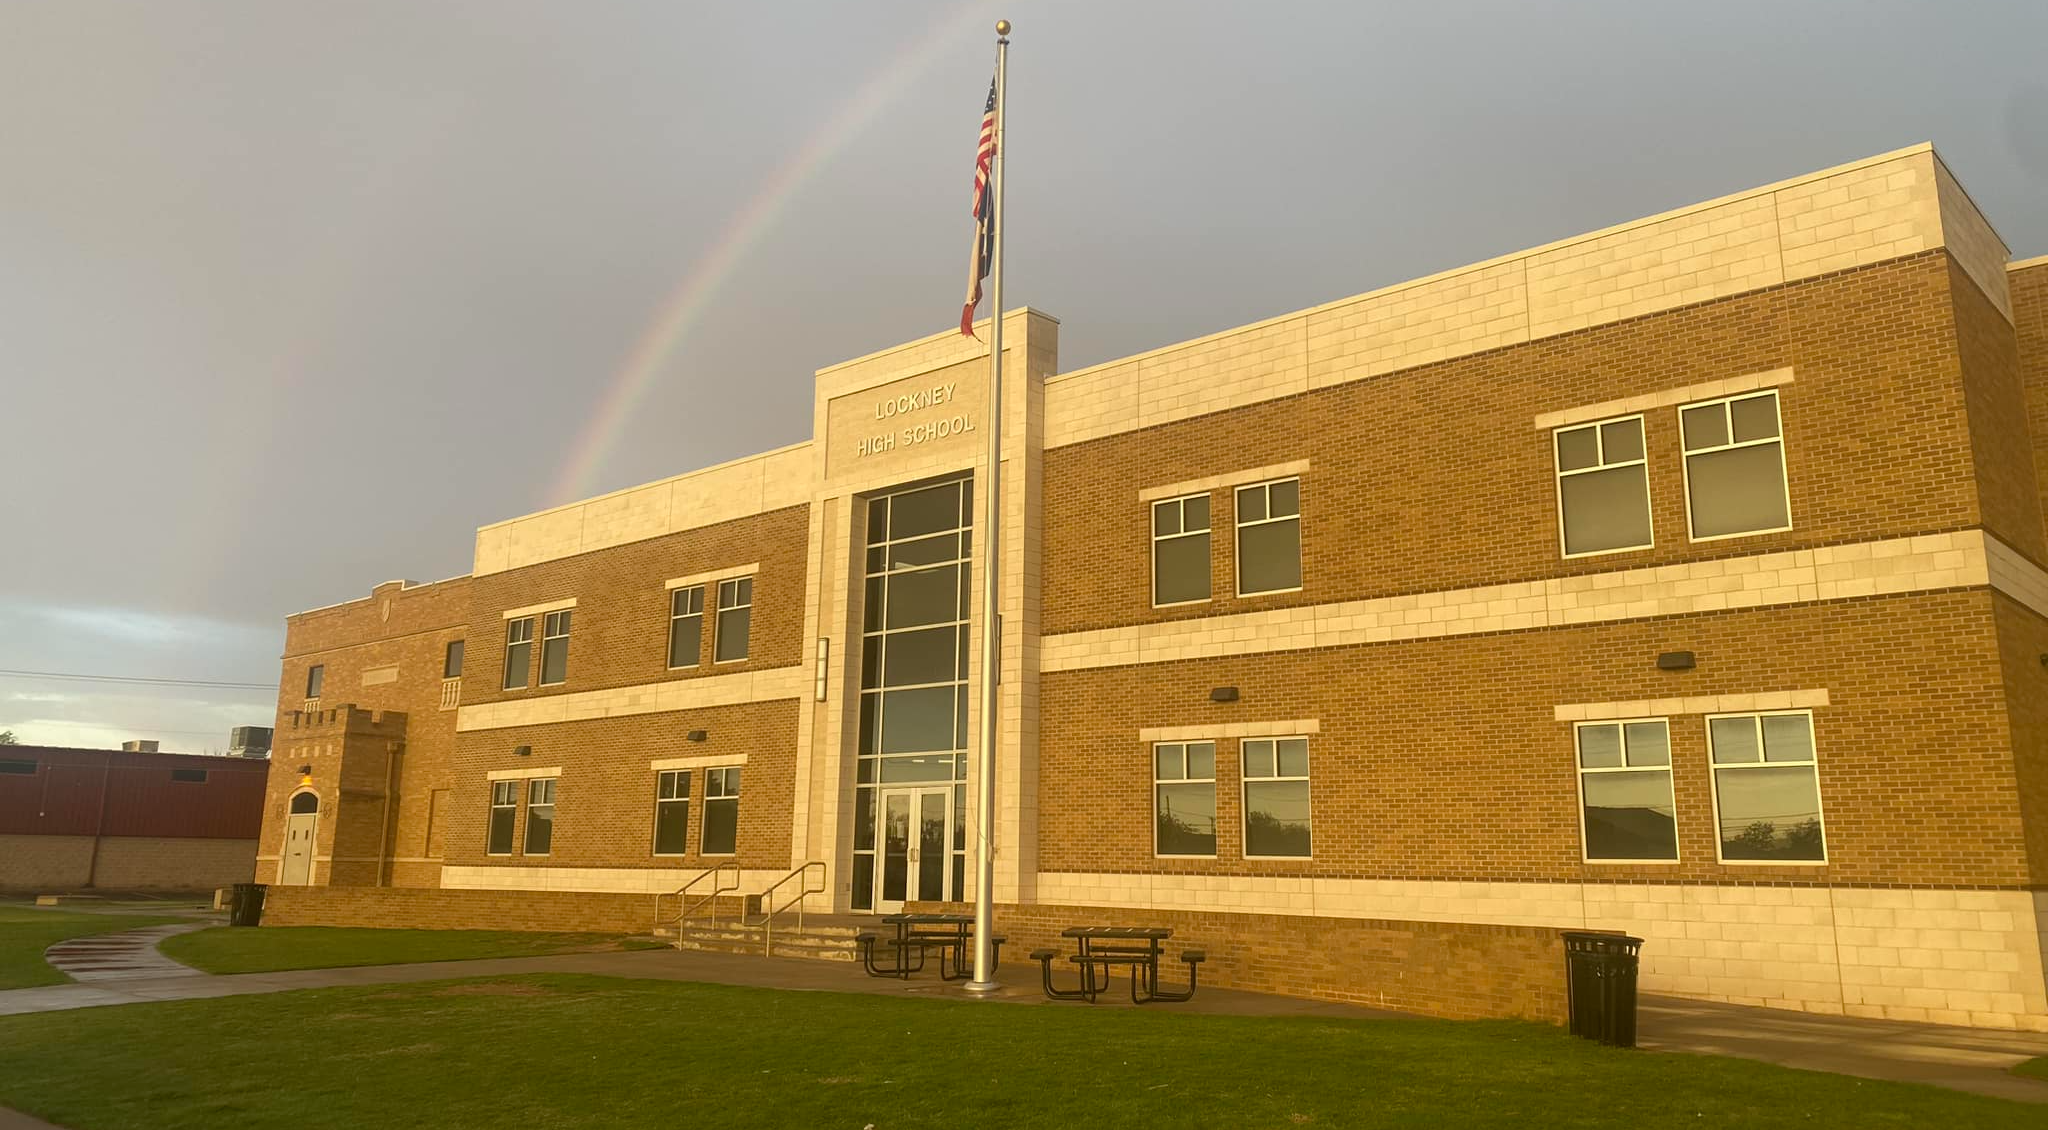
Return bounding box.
[1209,686,1240,703]
[513,745,532,757]
[1656,651,1696,671]
[687,730,709,743]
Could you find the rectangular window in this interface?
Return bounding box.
[653,770,691,855]
[1151,494,1212,606]
[1555,415,1652,557]
[1153,741,1217,857]
[0,760,35,775]
[539,610,572,686]
[487,780,518,855]
[1241,737,1311,857]
[169,768,208,784]
[305,665,324,698]
[524,778,557,856]
[1235,478,1302,596]
[702,767,740,855]
[1682,390,1790,541]
[1574,719,1678,862]
[503,618,534,690]
[715,577,752,663]
[668,585,705,669]
[443,640,464,679]
[1708,711,1826,863]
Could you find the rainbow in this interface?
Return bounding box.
[546,5,990,507]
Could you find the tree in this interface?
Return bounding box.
[0,730,17,745]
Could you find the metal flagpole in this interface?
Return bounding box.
[965,17,1010,994]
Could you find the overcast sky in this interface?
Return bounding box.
[2,0,2044,750]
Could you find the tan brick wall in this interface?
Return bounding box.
[1952,258,2045,562]
[1044,254,1977,638]
[261,884,655,933]
[446,701,797,873]
[462,505,808,706]
[1040,589,2024,888]
[910,899,1568,1022]
[0,835,255,892]
[2013,262,2048,540]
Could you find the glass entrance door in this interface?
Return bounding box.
[875,785,952,914]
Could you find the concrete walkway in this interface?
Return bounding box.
[40,923,209,983]
[1640,994,2048,1104]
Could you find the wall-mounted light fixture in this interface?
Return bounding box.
[513,745,532,757]
[687,730,708,743]
[1209,686,1240,703]
[1656,651,1696,671]
[297,764,313,786]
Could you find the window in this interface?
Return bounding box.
[305,665,324,698]
[702,767,740,855]
[654,770,691,855]
[443,640,464,679]
[1708,711,1826,863]
[503,618,534,690]
[1574,720,1677,861]
[0,760,38,775]
[1152,495,1212,606]
[1241,737,1311,857]
[169,769,208,784]
[1682,390,1790,541]
[539,610,572,686]
[487,780,518,855]
[1153,741,1217,856]
[715,577,752,663]
[1554,415,1652,557]
[668,585,705,669]
[1235,479,1302,596]
[524,778,557,856]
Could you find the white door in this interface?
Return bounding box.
[281,793,319,885]
[873,786,952,914]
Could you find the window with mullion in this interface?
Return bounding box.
[702,767,740,855]
[1152,494,1212,606]
[1574,719,1677,862]
[715,578,752,663]
[1554,415,1652,557]
[653,770,691,856]
[503,618,534,690]
[539,610,572,686]
[1707,711,1826,863]
[523,778,556,856]
[1234,479,1301,596]
[1681,390,1790,541]
[668,585,705,669]
[1240,737,1311,857]
[486,780,518,855]
[1154,741,1217,857]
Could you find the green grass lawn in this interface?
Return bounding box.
[0,907,187,990]
[0,973,2036,1129]
[158,925,665,973]
[2016,1057,2048,1082]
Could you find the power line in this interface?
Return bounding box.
[0,669,274,691]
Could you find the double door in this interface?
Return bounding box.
[874,785,952,915]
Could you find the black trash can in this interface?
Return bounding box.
[1561,930,1642,1047]
[229,882,268,927]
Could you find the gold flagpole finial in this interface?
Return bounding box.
[995,19,1010,36]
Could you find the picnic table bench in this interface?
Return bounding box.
[1030,925,1205,1003]
[856,913,1005,981]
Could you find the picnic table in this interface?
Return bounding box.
[1031,925,1205,1003]
[856,913,1004,981]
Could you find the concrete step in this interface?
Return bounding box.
[673,920,862,962]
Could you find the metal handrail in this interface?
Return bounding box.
[744,861,825,956]
[655,862,739,940]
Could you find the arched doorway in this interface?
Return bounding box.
[281,790,319,885]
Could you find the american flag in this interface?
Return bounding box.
[960,76,997,337]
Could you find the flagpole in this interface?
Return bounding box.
[965,17,1009,994]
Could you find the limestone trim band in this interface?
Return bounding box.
[486,765,563,781]
[1138,460,1313,503]
[1556,690,1829,723]
[1042,530,2040,673]
[649,752,750,771]
[665,563,761,591]
[1534,368,1795,431]
[1139,719,1323,742]
[503,597,576,620]
[455,663,806,732]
